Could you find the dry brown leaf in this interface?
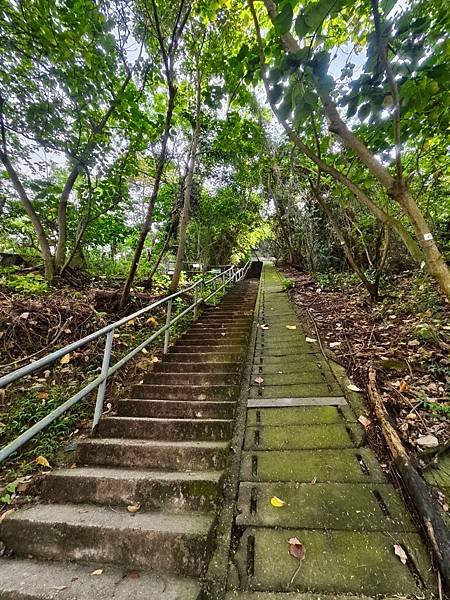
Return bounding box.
[128,570,140,579]
[288,537,306,561]
[91,569,103,576]
[393,544,407,564]
[127,503,141,513]
[358,415,371,428]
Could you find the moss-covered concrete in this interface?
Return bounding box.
[246,406,341,426]
[236,482,416,531]
[240,448,387,483]
[232,528,434,596]
[244,423,362,450]
[249,382,343,399]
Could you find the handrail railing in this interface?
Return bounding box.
[0,262,251,464]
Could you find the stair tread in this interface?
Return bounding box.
[102,416,233,424]
[0,558,200,600]
[48,466,223,482]
[78,438,229,449]
[3,503,214,534]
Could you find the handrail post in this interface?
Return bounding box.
[193,284,199,320]
[164,298,173,353]
[93,329,114,430]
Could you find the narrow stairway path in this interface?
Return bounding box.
[226,263,438,600]
[0,277,259,599]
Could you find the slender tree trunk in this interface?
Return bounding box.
[0,150,54,280]
[55,164,81,269]
[120,85,177,307]
[147,225,174,284]
[310,183,378,299]
[169,70,202,294]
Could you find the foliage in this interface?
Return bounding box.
[0,267,49,294]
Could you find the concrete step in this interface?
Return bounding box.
[0,558,201,600]
[143,372,239,386]
[44,467,222,512]
[118,398,236,419]
[176,338,246,347]
[171,344,244,354]
[193,323,250,332]
[131,383,239,400]
[154,362,241,373]
[166,352,243,363]
[77,438,229,470]
[98,416,233,441]
[182,333,247,342]
[0,504,214,577]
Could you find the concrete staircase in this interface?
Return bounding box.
[0,279,258,599]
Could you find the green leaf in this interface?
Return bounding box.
[312,51,330,77]
[295,14,309,38]
[275,3,294,35]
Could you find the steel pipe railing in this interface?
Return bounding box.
[0,262,250,464]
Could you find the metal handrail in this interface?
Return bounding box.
[0,262,251,464]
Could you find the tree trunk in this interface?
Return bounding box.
[0,150,54,280]
[169,70,202,294]
[120,84,176,308]
[310,183,379,299]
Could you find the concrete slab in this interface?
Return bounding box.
[0,558,200,599]
[247,398,347,408]
[236,482,416,531]
[231,528,433,596]
[249,383,343,399]
[246,406,342,426]
[249,373,334,386]
[254,356,324,367]
[240,449,387,483]
[226,593,409,600]
[244,423,362,450]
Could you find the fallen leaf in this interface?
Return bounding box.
[329,341,342,348]
[286,325,297,330]
[310,477,317,485]
[305,337,317,343]
[393,544,407,564]
[60,353,71,365]
[270,496,286,508]
[91,569,103,576]
[358,415,371,428]
[221,332,226,336]
[260,324,269,330]
[254,376,264,385]
[52,586,67,592]
[141,348,148,354]
[36,455,51,468]
[146,316,158,327]
[347,384,362,392]
[151,356,159,363]
[37,392,49,400]
[416,434,439,448]
[288,537,306,561]
[126,319,135,327]
[19,312,29,320]
[127,503,141,513]
[399,380,409,393]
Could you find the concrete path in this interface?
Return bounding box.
[227,263,437,599]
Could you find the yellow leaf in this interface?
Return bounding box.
[270,496,286,508]
[91,569,103,576]
[60,353,71,365]
[348,384,362,392]
[286,325,297,330]
[146,316,158,327]
[151,356,159,363]
[305,337,317,343]
[36,455,51,468]
[127,502,141,513]
[126,319,135,327]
